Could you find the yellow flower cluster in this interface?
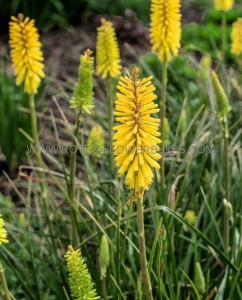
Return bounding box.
[214,0,234,11]
[231,18,242,56]
[113,67,161,204]
[150,0,181,62]
[96,18,121,79]
[9,14,45,94]
[0,215,9,244]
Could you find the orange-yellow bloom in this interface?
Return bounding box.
[113,67,161,204]
[231,18,242,56]
[9,13,45,94]
[150,0,181,62]
[96,18,121,79]
[214,0,234,11]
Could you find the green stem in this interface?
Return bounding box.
[0,263,11,300]
[223,117,230,253]
[160,60,168,193]
[107,77,114,176]
[69,110,82,247]
[101,278,108,300]
[222,12,227,61]
[136,200,153,300]
[29,94,43,178]
[116,193,121,298]
[29,94,58,272]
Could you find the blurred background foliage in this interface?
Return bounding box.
[0,0,242,31]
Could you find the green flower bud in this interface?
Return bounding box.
[99,235,110,280]
[180,108,187,135]
[70,49,94,114]
[163,118,171,146]
[211,71,231,117]
[194,262,206,295]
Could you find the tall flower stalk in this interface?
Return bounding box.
[211,70,231,253]
[96,18,121,176]
[69,49,94,247]
[113,67,161,299]
[8,14,53,240]
[150,0,181,190]
[9,13,45,182]
[214,0,234,60]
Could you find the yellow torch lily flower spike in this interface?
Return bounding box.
[150,0,182,63]
[113,67,161,204]
[214,0,234,11]
[96,18,121,79]
[9,13,45,94]
[231,18,242,56]
[0,215,9,244]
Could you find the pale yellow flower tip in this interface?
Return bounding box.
[9,13,45,95]
[214,0,234,11]
[231,18,242,56]
[113,67,161,204]
[150,0,182,63]
[0,215,9,244]
[96,18,121,79]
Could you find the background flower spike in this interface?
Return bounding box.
[9,13,45,94]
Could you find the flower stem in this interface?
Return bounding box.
[29,94,43,175]
[101,278,108,300]
[107,77,114,176]
[69,110,82,247]
[0,263,11,300]
[223,116,230,253]
[29,94,58,258]
[160,60,168,192]
[222,12,227,61]
[136,200,153,300]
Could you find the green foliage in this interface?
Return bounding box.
[0,64,30,170]
[0,0,150,30]
[0,0,73,30]
[182,7,242,59]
